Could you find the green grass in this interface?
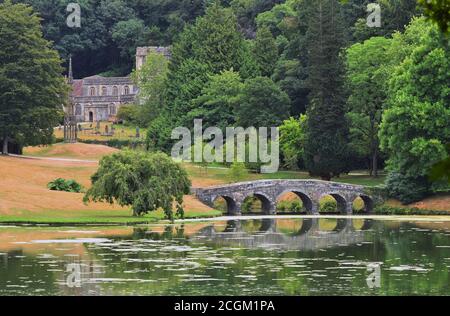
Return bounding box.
[0,209,222,225]
[186,164,386,187]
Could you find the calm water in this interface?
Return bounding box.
[1,218,450,296]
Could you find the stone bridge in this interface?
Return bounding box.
[194,180,385,216]
[192,218,374,251]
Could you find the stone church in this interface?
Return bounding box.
[70,46,171,123]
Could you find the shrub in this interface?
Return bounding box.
[228,162,248,182]
[320,198,338,213]
[375,205,449,216]
[385,172,431,204]
[48,178,83,193]
[79,138,145,149]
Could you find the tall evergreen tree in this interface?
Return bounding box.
[303,0,349,180]
[0,0,67,154]
[253,25,279,77]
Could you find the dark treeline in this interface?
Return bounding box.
[14,0,287,77]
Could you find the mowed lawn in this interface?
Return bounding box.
[1,143,448,224]
[0,145,219,224]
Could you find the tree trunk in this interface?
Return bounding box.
[2,137,8,155]
[372,149,378,178]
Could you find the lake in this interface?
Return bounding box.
[1,217,450,296]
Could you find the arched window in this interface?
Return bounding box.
[102,86,107,96]
[124,86,130,95]
[109,104,116,115]
[75,104,82,116]
[89,87,96,96]
[113,86,118,96]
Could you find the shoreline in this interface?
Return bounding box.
[2,213,450,227]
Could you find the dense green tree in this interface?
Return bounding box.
[131,51,169,126]
[230,0,284,37]
[190,70,243,131]
[279,115,307,170]
[303,0,350,180]
[112,18,147,61]
[417,0,450,34]
[253,25,278,77]
[191,2,245,73]
[344,0,420,42]
[21,0,206,76]
[0,0,67,154]
[84,151,191,219]
[345,36,392,177]
[235,76,290,128]
[379,18,450,203]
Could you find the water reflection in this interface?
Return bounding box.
[1,218,450,296]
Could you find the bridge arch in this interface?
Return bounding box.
[276,190,314,214]
[213,195,238,215]
[355,195,374,214]
[320,193,349,214]
[243,192,274,215]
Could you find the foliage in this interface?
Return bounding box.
[228,162,248,182]
[132,52,169,127]
[117,105,139,124]
[253,25,278,77]
[379,18,450,200]
[277,200,304,213]
[345,36,393,176]
[279,115,307,170]
[0,1,67,154]
[190,70,244,131]
[235,76,290,128]
[47,178,83,193]
[83,151,191,219]
[385,172,431,204]
[417,0,450,34]
[21,0,206,76]
[303,0,350,180]
[374,204,449,215]
[429,145,450,184]
[320,200,339,213]
[79,138,145,150]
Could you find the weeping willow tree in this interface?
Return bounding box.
[84,151,191,220]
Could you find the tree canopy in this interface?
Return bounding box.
[84,151,191,220]
[0,0,67,154]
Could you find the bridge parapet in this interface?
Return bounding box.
[195,180,386,216]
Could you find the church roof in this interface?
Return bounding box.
[71,80,83,97]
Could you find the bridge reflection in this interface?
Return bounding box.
[192,218,374,251]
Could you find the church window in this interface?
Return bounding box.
[89,87,96,96]
[113,86,118,96]
[124,86,130,95]
[102,86,107,96]
[75,104,82,116]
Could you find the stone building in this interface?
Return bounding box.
[70,46,170,123]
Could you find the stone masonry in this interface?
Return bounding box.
[194,180,386,215]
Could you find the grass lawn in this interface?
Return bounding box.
[0,209,221,225]
[2,143,448,225]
